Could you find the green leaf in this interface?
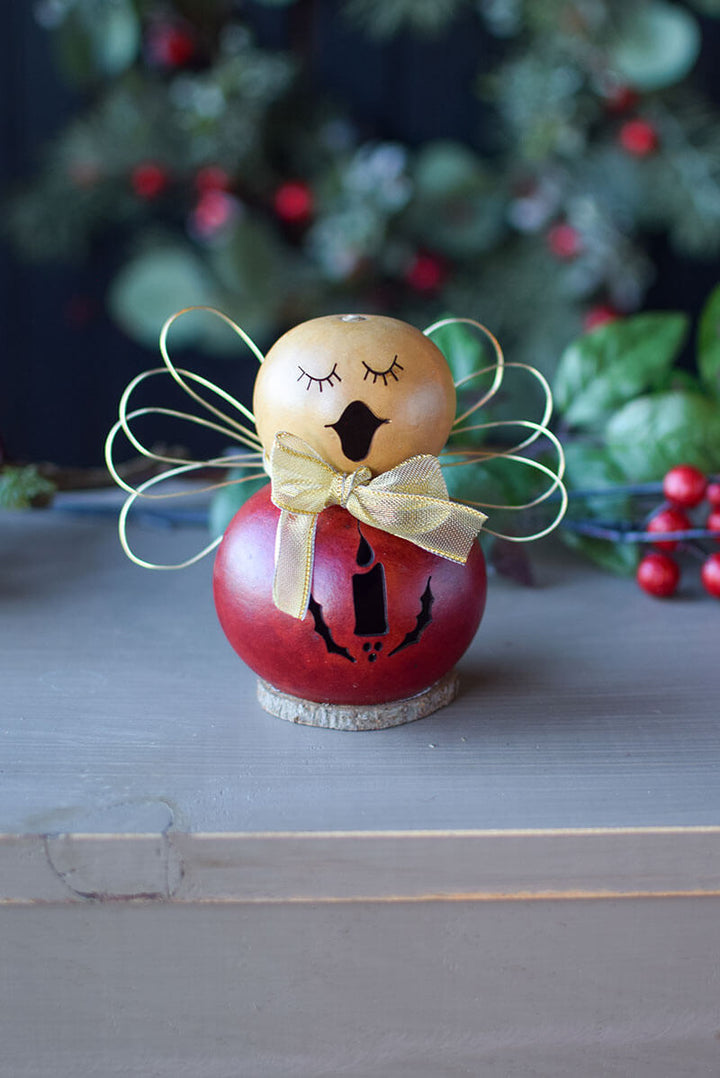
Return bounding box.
[697,282,720,395]
[443,454,547,520]
[562,441,630,514]
[108,245,217,348]
[553,313,689,429]
[687,0,720,13]
[654,368,703,394]
[443,462,501,505]
[610,1,701,91]
[413,141,485,198]
[428,317,486,385]
[406,141,505,256]
[208,215,304,346]
[605,390,720,481]
[560,529,639,577]
[209,472,268,539]
[54,19,96,84]
[55,0,140,82]
[93,2,141,76]
[0,466,55,509]
[560,443,635,572]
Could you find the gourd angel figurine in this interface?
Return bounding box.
[107,309,565,730]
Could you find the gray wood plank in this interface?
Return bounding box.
[3,897,720,1077]
[3,828,720,904]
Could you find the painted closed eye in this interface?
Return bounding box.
[297,363,342,392]
[362,355,404,386]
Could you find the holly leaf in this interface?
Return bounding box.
[563,440,628,488]
[697,282,720,396]
[605,390,720,480]
[553,313,688,429]
[559,443,637,574]
[560,529,639,577]
[562,441,631,516]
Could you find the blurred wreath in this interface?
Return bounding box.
[8,0,720,369]
[5,0,720,572]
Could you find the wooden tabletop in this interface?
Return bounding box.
[3,503,719,838]
[4,505,720,1078]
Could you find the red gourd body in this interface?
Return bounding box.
[213,485,487,705]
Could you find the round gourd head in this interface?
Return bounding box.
[253,314,456,474]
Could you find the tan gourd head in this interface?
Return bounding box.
[253,314,456,475]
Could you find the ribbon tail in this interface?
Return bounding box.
[273,509,318,620]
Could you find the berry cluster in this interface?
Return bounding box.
[636,465,720,599]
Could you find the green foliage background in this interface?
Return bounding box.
[10,0,720,372]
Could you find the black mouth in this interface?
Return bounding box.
[325,400,388,462]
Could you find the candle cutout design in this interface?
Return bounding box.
[352,527,388,655]
[307,595,354,663]
[388,578,434,656]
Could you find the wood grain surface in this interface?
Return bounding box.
[2,507,720,835]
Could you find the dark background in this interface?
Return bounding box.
[2,0,719,469]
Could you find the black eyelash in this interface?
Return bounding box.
[362,355,404,386]
[297,363,342,392]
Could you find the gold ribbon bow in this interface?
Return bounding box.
[269,432,488,619]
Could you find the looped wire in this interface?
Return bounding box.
[105,306,266,569]
[424,317,567,543]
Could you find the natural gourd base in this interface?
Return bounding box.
[256,669,460,730]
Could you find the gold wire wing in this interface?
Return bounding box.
[423,317,568,541]
[104,306,267,569]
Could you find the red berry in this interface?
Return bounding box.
[663,464,707,508]
[147,24,195,68]
[583,304,619,332]
[131,162,169,200]
[547,223,583,260]
[603,85,640,114]
[195,166,231,194]
[706,509,720,540]
[190,189,235,238]
[706,480,720,508]
[636,552,680,598]
[701,552,720,598]
[619,119,659,157]
[646,506,692,551]
[405,252,447,293]
[273,181,314,224]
